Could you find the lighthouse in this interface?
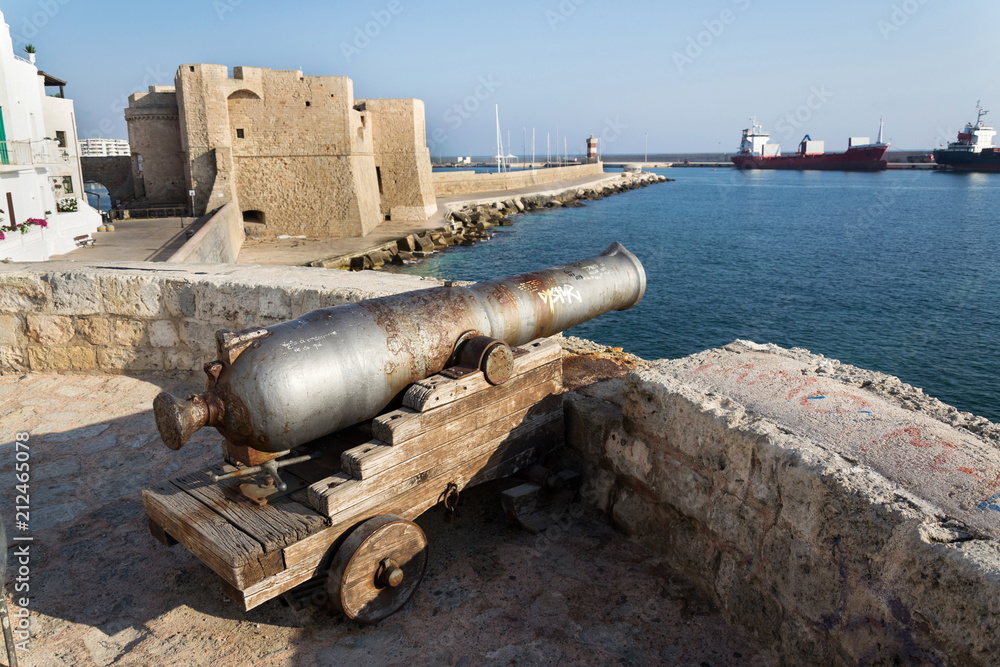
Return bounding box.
[586,135,599,162]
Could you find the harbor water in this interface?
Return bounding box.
[391,168,1000,422]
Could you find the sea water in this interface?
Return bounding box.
[391,168,1000,422]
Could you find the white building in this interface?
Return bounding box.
[80,137,130,157]
[0,10,100,261]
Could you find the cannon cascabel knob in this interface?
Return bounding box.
[153,392,212,451]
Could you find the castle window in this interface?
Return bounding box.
[236,128,245,139]
[305,101,311,107]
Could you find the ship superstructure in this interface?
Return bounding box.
[933,103,1000,172]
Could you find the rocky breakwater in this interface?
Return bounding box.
[334,172,671,271]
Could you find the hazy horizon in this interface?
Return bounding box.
[3,1,997,155]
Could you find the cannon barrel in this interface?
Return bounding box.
[154,242,645,454]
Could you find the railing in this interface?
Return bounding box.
[0,140,61,166]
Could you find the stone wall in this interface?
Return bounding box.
[360,98,437,221]
[124,87,185,204]
[175,65,381,238]
[0,262,435,375]
[431,163,604,196]
[566,340,1000,664]
[124,65,437,238]
[166,203,245,264]
[81,156,135,204]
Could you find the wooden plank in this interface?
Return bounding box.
[309,407,563,518]
[280,426,370,485]
[344,392,563,480]
[403,338,562,412]
[373,363,561,445]
[142,482,267,590]
[147,518,177,547]
[171,468,327,553]
[242,417,562,610]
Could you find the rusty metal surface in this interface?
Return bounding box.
[457,336,514,385]
[155,242,645,453]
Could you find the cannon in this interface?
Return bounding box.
[154,241,645,460]
[144,243,645,622]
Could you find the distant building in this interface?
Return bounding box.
[80,138,130,157]
[125,65,437,237]
[0,10,100,261]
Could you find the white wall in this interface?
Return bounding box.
[0,10,100,260]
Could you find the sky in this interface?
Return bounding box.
[2,0,998,156]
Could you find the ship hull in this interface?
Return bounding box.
[731,146,888,171]
[932,148,1000,173]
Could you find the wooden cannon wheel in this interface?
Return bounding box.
[327,514,429,623]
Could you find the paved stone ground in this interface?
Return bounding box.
[49,217,202,262]
[0,371,766,666]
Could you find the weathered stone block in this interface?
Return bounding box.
[579,464,616,514]
[27,346,97,371]
[161,279,197,318]
[148,320,180,348]
[74,317,112,345]
[0,315,23,345]
[97,347,164,371]
[111,319,148,347]
[25,314,75,346]
[163,348,198,371]
[0,346,27,372]
[180,320,220,358]
[194,283,259,325]
[564,393,622,464]
[610,488,676,555]
[45,272,102,314]
[258,286,292,320]
[0,274,51,313]
[100,275,162,317]
[289,288,325,317]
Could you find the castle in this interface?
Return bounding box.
[125,64,437,237]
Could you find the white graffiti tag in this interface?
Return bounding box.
[538,284,583,305]
[281,329,338,353]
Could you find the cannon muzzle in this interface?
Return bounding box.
[154,242,645,454]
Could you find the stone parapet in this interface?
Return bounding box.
[566,340,1000,664]
[166,202,245,264]
[0,262,437,374]
[432,163,605,196]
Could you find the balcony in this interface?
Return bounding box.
[0,140,67,171]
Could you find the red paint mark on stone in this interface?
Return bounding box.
[748,370,820,400]
[885,427,956,450]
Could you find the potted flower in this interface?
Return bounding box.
[23,44,35,65]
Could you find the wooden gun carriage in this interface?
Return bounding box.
[142,244,644,623]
